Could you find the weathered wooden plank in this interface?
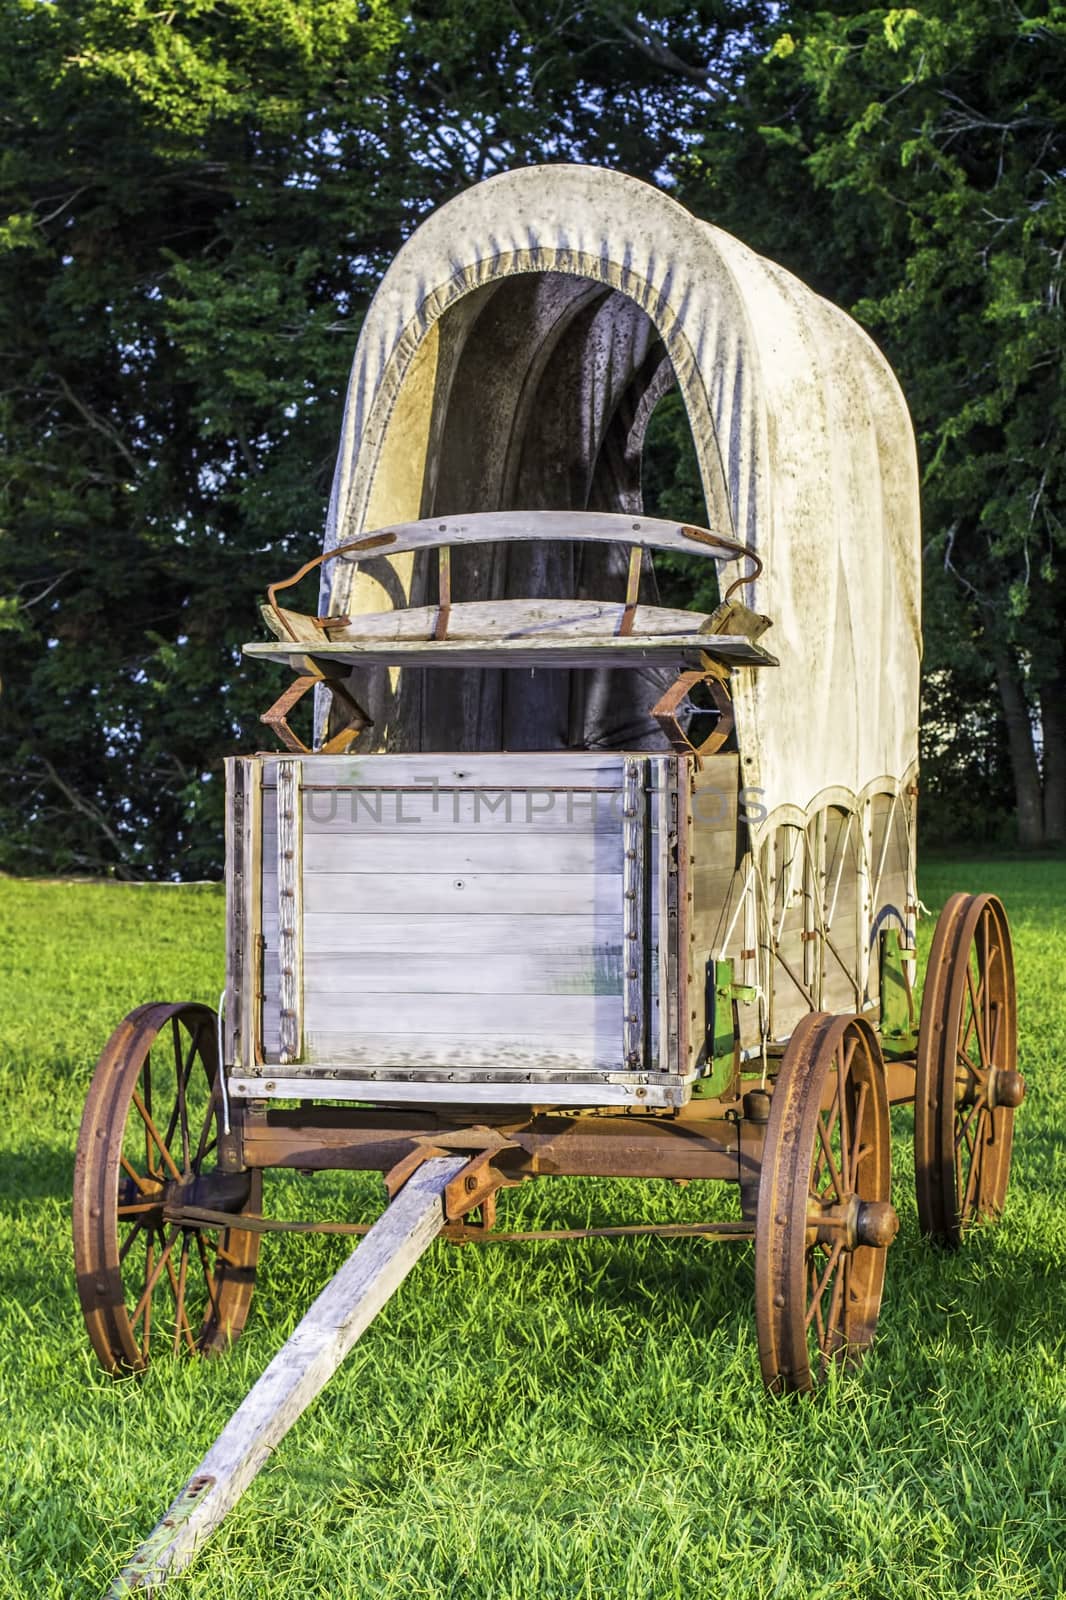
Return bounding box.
[293,871,624,917]
[275,759,302,1065]
[223,759,244,1069]
[322,510,740,561]
[259,752,627,790]
[293,830,621,877]
[656,757,681,1076]
[256,1030,628,1074]
[264,911,625,955]
[295,991,623,1037]
[105,1157,466,1597]
[684,757,740,1072]
[239,763,263,1071]
[264,791,627,835]
[264,946,624,997]
[285,597,718,642]
[229,1074,686,1108]
[621,757,646,1069]
[243,633,775,672]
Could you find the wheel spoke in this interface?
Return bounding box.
[955,1098,982,1156]
[825,1253,848,1351]
[131,1226,181,1332]
[981,916,993,1069]
[131,1087,183,1182]
[805,1239,843,1329]
[141,1231,156,1356]
[119,1215,148,1263]
[815,1114,844,1202]
[836,1039,855,1189]
[172,1017,193,1176]
[989,1000,1003,1070]
[961,1111,987,1219]
[144,1053,157,1179]
[963,964,983,1062]
[119,1154,157,1196]
[193,1089,217,1171]
[847,1080,868,1192]
[195,1230,223,1324]
[166,1239,196,1355]
[809,1260,827,1350]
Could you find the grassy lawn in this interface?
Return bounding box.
[0,860,1063,1598]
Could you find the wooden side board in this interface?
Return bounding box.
[224,757,262,1073]
[682,755,744,1074]
[256,751,641,1084]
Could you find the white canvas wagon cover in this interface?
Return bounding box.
[318,164,920,825]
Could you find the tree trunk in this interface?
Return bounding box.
[994,649,1044,848]
[1041,670,1066,847]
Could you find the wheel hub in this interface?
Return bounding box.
[807,1193,898,1252]
[988,1067,1026,1110]
[954,1062,1026,1111]
[161,1169,254,1224]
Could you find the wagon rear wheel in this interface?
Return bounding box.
[755,1013,896,1395]
[73,1003,261,1374]
[915,893,1023,1246]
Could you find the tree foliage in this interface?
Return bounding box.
[2,0,1062,873]
[0,0,761,876]
[676,0,1066,844]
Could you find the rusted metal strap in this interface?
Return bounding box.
[166,1205,373,1237]
[169,1207,755,1246]
[383,1142,447,1198]
[682,524,762,601]
[652,669,734,760]
[619,544,643,636]
[388,1130,522,1214]
[260,664,372,756]
[266,532,399,638]
[447,1220,756,1244]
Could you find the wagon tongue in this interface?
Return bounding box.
[104,1156,465,1597]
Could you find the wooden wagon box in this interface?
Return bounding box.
[224,748,913,1113]
[225,749,721,1110]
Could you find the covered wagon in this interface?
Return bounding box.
[73,167,1025,1593]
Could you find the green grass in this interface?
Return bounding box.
[0,861,1063,1599]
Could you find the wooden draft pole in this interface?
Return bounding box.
[106,1156,467,1597]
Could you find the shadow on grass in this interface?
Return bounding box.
[0,1141,73,1205]
[876,1221,1066,1376]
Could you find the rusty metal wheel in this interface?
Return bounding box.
[755,1013,896,1395]
[915,893,1023,1246]
[73,1002,261,1374]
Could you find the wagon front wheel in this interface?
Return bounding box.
[73,1002,261,1374]
[755,1013,896,1395]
